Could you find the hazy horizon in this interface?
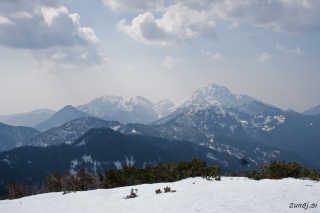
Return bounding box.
[1,0,320,115]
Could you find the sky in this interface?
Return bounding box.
[1,0,320,115]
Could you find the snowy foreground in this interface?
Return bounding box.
[1,177,319,213]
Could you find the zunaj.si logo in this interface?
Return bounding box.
[289,202,318,210]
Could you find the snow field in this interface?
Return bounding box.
[1,177,319,213]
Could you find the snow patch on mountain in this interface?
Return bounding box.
[82,155,93,163]
[252,115,286,132]
[125,156,135,167]
[114,161,122,170]
[75,140,86,147]
[206,153,217,161]
[70,159,79,174]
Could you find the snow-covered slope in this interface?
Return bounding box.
[154,99,175,118]
[175,83,260,110]
[227,101,287,132]
[77,95,174,124]
[1,177,319,213]
[34,105,93,132]
[155,105,248,140]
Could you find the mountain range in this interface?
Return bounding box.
[76,95,175,124]
[118,105,315,168]
[0,82,320,194]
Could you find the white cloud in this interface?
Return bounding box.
[102,0,165,12]
[201,49,211,56]
[52,51,68,60]
[276,44,302,56]
[0,0,104,68]
[201,49,223,61]
[117,2,216,45]
[105,0,320,33]
[0,16,14,25]
[162,56,179,69]
[257,52,273,63]
[109,0,320,48]
[211,52,223,60]
[209,0,320,33]
[276,44,286,51]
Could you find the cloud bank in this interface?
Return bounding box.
[0,0,104,67]
[117,2,216,45]
[109,0,320,46]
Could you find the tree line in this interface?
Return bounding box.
[2,158,221,200]
[2,158,319,200]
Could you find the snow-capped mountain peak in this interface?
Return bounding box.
[175,83,260,110]
[77,95,174,124]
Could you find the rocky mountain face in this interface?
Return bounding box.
[0,109,55,127]
[0,122,40,152]
[76,95,174,124]
[303,104,320,115]
[28,117,122,147]
[35,105,93,132]
[152,106,248,141]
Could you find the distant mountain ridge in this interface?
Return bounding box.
[35,105,93,132]
[303,104,320,115]
[76,95,175,124]
[1,82,320,169]
[0,109,55,127]
[0,123,40,152]
[29,117,122,147]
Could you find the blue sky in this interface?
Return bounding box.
[1,0,320,114]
